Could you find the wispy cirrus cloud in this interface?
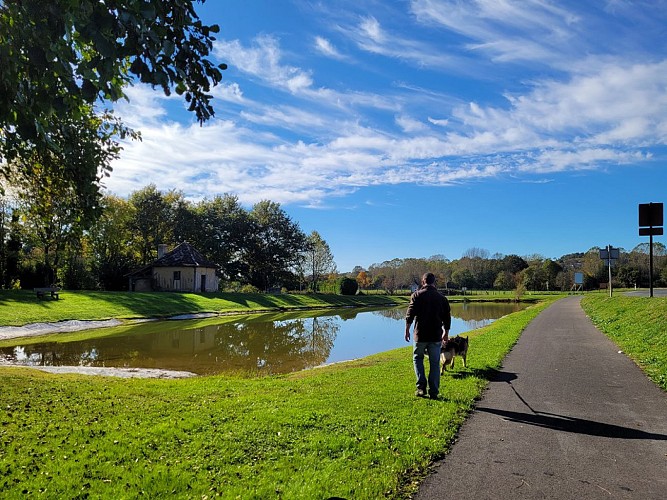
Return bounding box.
[314,36,347,60]
[214,35,314,94]
[409,0,581,66]
[111,55,666,205]
[340,15,466,70]
[109,3,667,209]
[213,35,400,115]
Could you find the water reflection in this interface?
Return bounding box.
[0,303,526,376]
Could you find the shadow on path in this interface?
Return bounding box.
[475,406,667,440]
[474,369,667,440]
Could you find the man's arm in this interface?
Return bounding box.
[405,293,417,342]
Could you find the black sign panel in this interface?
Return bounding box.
[599,248,620,260]
[639,227,664,236]
[639,202,663,227]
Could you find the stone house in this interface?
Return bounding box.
[127,242,219,292]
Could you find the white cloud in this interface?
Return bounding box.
[110,53,667,205]
[214,35,314,96]
[107,5,667,209]
[428,117,449,127]
[340,15,465,70]
[395,115,428,133]
[314,36,345,60]
[410,0,581,66]
[211,82,245,104]
[113,85,170,127]
[213,35,399,115]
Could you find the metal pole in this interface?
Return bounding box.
[608,244,612,298]
[649,231,654,298]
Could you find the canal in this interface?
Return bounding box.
[0,302,528,376]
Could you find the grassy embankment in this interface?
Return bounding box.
[581,294,667,391]
[0,291,558,499]
[0,290,410,327]
[0,289,555,327]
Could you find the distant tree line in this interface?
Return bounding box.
[2,182,665,294]
[350,245,667,294]
[0,184,336,292]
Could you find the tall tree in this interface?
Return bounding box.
[89,194,136,290]
[12,152,88,285]
[356,271,373,290]
[244,201,307,290]
[303,231,337,292]
[8,108,122,286]
[189,195,251,282]
[128,185,174,265]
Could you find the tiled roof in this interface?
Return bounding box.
[153,242,218,268]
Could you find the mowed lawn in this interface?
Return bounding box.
[0,294,664,498]
[0,289,409,327]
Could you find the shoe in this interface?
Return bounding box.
[415,388,426,397]
[429,393,439,400]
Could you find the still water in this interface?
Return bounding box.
[0,303,527,376]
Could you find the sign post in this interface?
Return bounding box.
[638,202,664,298]
[599,245,619,297]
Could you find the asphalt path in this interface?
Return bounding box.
[624,288,667,297]
[414,295,667,499]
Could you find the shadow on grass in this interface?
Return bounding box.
[0,289,406,321]
[0,290,59,307]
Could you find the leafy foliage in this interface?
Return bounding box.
[303,231,337,291]
[243,201,307,291]
[338,276,359,295]
[362,246,667,294]
[0,0,226,240]
[0,0,225,162]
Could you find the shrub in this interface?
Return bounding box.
[338,277,359,295]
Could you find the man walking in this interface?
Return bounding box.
[405,272,451,399]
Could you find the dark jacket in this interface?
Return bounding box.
[405,285,451,342]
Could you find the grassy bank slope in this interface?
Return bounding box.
[0,299,556,499]
[0,290,410,327]
[581,295,667,391]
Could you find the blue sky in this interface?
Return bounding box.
[108,0,667,272]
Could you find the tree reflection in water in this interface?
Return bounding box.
[0,314,339,376]
[372,302,526,331]
[0,303,526,376]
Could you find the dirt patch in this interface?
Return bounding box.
[25,366,196,379]
[0,319,123,341]
[0,319,197,379]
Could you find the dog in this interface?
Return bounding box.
[440,335,469,374]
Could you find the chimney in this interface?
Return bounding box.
[157,244,168,259]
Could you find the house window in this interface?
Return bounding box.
[173,271,181,281]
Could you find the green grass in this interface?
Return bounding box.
[0,299,557,499]
[581,294,667,391]
[0,290,410,327]
[0,289,558,328]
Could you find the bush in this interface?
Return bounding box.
[338,277,358,295]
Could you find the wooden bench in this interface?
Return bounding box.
[34,287,60,300]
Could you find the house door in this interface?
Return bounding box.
[200,275,206,292]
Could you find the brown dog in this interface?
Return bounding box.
[440,336,469,374]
